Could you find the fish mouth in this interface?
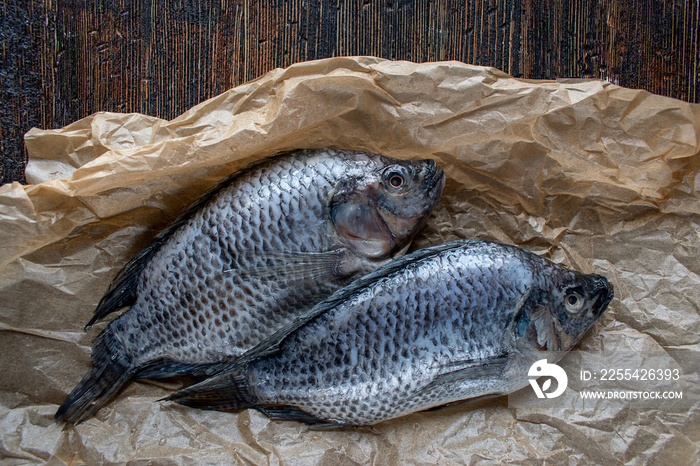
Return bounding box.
[591,275,614,316]
[426,161,445,200]
[603,280,614,306]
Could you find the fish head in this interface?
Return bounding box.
[513,268,614,357]
[330,157,445,258]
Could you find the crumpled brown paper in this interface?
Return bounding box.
[1,56,699,464]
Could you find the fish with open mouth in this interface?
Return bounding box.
[166,239,613,427]
[56,148,445,425]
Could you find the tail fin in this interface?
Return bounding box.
[55,330,135,426]
[162,365,258,412]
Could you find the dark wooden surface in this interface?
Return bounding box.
[2,0,699,185]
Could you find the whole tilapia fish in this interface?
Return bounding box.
[167,239,613,427]
[56,149,445,425]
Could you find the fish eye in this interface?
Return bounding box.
[384,169,407,190]
[565,292,584,314]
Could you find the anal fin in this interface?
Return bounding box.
[257,406,326,424]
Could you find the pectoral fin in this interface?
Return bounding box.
[219,249,362,284]
[420,393,504,413]
[410,354,510,402]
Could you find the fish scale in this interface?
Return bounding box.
[168,239,613,427]
[56,149,444,425]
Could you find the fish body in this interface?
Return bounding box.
[56,149,445,424]
[169,239,613,427]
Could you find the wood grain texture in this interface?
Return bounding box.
[2,0,699,184]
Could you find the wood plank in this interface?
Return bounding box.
[1,0,698,184]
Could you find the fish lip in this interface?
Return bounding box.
[592,276,614,315]
[606,281,615,300]
[427,162,445,198]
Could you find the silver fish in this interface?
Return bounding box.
[56,149,445,425]
[168,239,613,427]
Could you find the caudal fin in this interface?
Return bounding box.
[162,365,258,412]
[55,330,136,426]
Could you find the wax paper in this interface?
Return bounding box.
[1,57,699,464]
